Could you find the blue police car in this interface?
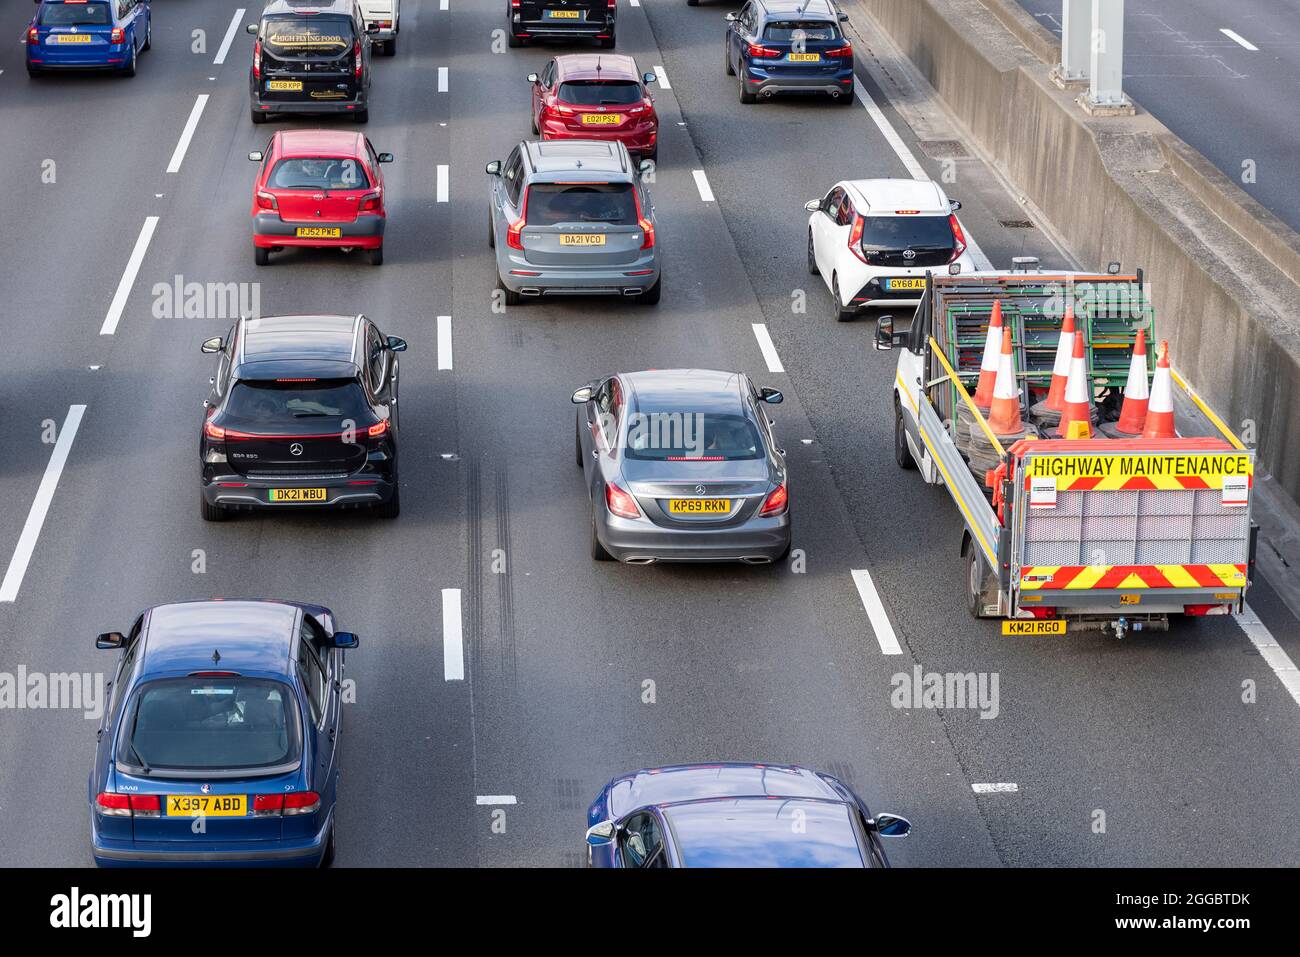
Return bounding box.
[89,600,357,867]
[26,0,151,77]
[585,762,912,867]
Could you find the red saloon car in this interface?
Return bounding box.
[248,129,393,266]
[528,54,659,161]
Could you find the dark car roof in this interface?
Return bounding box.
[623,369,748,415]
[233,314,362,380]
[262,0,355,17]
[663,797,866,868]
[757,0,841,19]
[140,601,298,676]
[554,53,640,82]
[606,762,842,818]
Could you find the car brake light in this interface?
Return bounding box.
[826,42,853,58]
[949,214,967,263]
[606,481,641,519]
[748,43,782,58]
[130,794,161,817]
[359,190,382,212]
[253,38,262,78]
[204,420,226,441]
[759,482,788,517]
[256,190,278,211]
[27,26,39,45]
[284,791,321,815]
[634,189,655,250]
[96,793,132,817]
[110,27,125,44]
[507,186,528,250]
[253,794,284,815]
[354,40,362,78]
[367,420,389,438]
[848,214,869,264]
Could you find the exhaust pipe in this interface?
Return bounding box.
[624,557,657,565]
[622,288,641,297]
[762,88,775,98]
[520,287,542,297]
[829,91,841,99]
[740,556,773,565]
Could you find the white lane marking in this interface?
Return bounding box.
[630,0,640,6]
[854,84,927,180]
[166,94,210,174]
[851,568,903,655]
[972,783,1019,794]
[437,315,453,370]
[1219,28,1258,51]
[751,323,784,374]
[0,405,86,603]
[440,0,449,9]
[100,217,159,336]
[213,8,246,65]
[476,795,517,805]
[438,66,448,92]
[437,164,449,203]
[654,65,671,89]
[1239,603,1300,709]
[443,588,464,680]
[692,169,714,202]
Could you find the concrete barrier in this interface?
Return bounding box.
[850,0,1300,505]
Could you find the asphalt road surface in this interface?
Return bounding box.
[0,0,1297,868]
[1017,0,1300,233]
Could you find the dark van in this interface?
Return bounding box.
[248,0,376,124]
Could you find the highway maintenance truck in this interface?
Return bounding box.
[875,264,1257,639]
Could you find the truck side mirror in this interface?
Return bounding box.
[874,316,895,351]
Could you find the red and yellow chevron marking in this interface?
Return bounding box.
[1045,473,1254,492]
[1019,564,1247,591]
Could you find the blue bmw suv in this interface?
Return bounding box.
[724,0,854,105]
[26,0,151,77]
[89,600,357,867]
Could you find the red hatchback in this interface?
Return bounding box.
[249,129,393,266]
[529,54,659,161]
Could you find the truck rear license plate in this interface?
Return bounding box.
[1002,620,1066,635]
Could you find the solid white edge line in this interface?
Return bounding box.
[100,216,159,336]
[1219,28,1259,51]
[439,0,449,10]
[436,164,450,203]
[437,315,453,370]
[751,323,784,374]
[851,568,903,655]
[476,796,517,805]
[854,84,927,181]
[438,66,449,92]
[213,8,246,65]
[1239,603,1300,709]
[630,0,640,6]
[654,65,671,89]
[972,783,1019,794]
[166,94,210,174]
[443,588,464,680]
[0,405,86,603]
[691,169,714,202]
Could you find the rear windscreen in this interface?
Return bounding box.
[557,80,643,106]
[526,184,637,226]
[123,678,299,772]
[860,215,955,253]
[763,21,841,42]
[262,17,354,57]
[224,379,372,429]
[269,158,372,190]
[626,413,765,461]
[40,3,112,26]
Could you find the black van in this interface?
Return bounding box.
[248,0,376,124]
[507,0,616,49]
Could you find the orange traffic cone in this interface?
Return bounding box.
[1114,328,1149,435]
[1142,340,1176,439]
[987,326,1022,435]
[1057,330,1093,439]
[972,299,1003,408]
[1044,305,1075,412]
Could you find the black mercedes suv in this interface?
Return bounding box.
[507,0,616,49]
[199,314,406,520]
[248,0,377,124]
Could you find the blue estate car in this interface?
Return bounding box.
[26,0,151,77]
[724,0,854,105]
[89,600,357,867]
[585,763,912,868]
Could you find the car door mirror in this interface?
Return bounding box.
[874,316,896,351]
[96,632,125,650]
[386,335,407,352]
[330,631,360,649]
[201,336,225,354]
[725,12,737,21]
[839,11,850,21]
[759,387,783,404]
[873,812,912,837]
[248,150,264,162]
[572,387,593,404]
[586,820,617,845]
[643,71,657,85]
[638,159,656,178]
[803,199,821,212]
[949,199,962,211]
[377,152,394,163]
[485,160,502,176]
[527,72,539,83]
[246,22,259,35]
